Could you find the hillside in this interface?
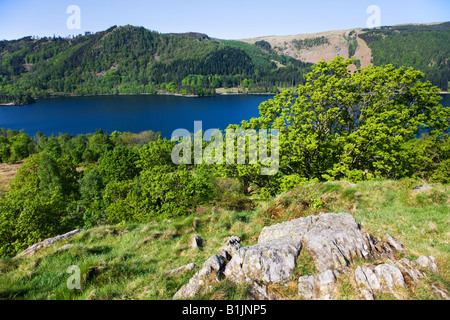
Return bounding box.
[241,22,450,91]
[0,25,311,104]
[1,180,448,300]
[2,22,449,105]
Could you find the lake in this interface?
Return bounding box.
[0,95,271,138]
[0,94,448,138]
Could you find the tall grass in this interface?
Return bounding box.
[0,179,448,300]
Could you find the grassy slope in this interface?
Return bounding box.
[0,180,448,300]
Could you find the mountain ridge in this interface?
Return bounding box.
[0,25,311,104]
[0,22,448,105]
[241,21,449,90]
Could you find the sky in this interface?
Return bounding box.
[0,0,449,40]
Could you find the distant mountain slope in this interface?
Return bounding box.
[241,22,450,91]
[359,22,450,91]
[241,28,372,71]
[0,25,312,104]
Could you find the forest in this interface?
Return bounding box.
[0,57,448,258]
[0,25,312,104]
[291,36,330,50]
[358,22,450,91]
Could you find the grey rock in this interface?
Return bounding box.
[299,213,378,272]
[222,236,242,257]
[167,262,198,276]
[191,235,203,250]
[173,235,243,299]
[258,219,305,250]
[353,259,433,299]
[374,262,405,290]
[225,212,398,299]
[173,254,226,299]
[413,184,433,193]
[247,282,270,300]
[430,284,450,300]
[355,265,381,294]
[224,241,301,284]
[298,269,347,300]
[14,229,84,258]
[413,255,439,273]
[258,212,390,273]
[174,213,441,301]
[396,258,425,283]
[385,234,406,252]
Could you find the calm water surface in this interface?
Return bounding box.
[0,95,271,138]
[0,94,448,138]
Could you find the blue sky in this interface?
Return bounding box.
[0,0,449,40]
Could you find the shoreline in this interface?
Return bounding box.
[0,91,277,105]
[1,90,447,106]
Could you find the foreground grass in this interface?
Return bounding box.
[0,179,448,300]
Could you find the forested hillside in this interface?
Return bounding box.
[358,23,450,91]
[0,25,311,104]
[242,22,449,92]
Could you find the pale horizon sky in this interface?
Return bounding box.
[0,0,449,40]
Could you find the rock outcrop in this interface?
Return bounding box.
[173,236,242,299]
[298,268,349,300]
[173,212,447,300]
[173,254,226,299]
[14,229,84,258]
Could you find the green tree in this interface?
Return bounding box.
[0,154,77,256]
[86,131,112,162]
[8,133,34,163]
[98,146,140,182]
[0,136,11,163]
[231,57,449,189]
[76,169,107,227]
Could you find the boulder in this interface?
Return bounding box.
[385,234,406,252]
[223,212,399,298]
[222,236,242,257]
[190,235,203,250]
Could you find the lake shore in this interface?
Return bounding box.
[1,90,447,106]
[0,90,276,106]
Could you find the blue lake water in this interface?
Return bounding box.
[0,95,271,138]
[0,94,448,138]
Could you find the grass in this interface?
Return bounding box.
[0,179,448,300]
